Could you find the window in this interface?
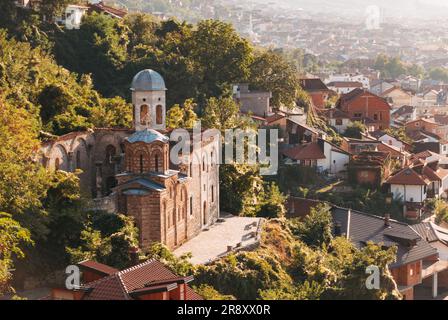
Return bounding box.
[55,158,60,171]
[336,119,343,126]
[190,197,193,216]
[373,114,378,121]
[140,105,149,125]
[354,113,362,118]
[190,162,193,177]
[155,154,159,172]
[105,145,116,164]
[139,154,144,173]
[156,105,163,125]
[211,185,214,203]
[76,151,81,169]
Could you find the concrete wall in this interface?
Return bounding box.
[391,184,427,203]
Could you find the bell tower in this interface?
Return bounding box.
[131,69,167,131]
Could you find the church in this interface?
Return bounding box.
[40,69,220,250]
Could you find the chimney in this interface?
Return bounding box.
[384,213,391,228]
[129,246,140,266]
[334,222,342,236]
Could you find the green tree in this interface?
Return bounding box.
[66,213,139,270]
[166,99,198,129]
[291,204,334,248]
[343,121,367,139]
[202,96,242,132]
[0,213,33,295]
[249,49,301,108]
[429,67,448,82]
[257,183,287,219]
[143,242,193,276]
[189,20,253,99]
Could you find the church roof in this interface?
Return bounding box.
[131,69,167,91]
[126,129,169,144]
[119,178,166,192]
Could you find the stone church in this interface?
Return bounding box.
[40,69,220,250]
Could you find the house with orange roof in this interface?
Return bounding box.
[282,138,349,175]
[46,259,202,300]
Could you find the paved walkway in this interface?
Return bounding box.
[174,214,264,265]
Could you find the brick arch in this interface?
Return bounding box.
[72,138,89,170]
[51,144,69,171]
[131,146,150,173]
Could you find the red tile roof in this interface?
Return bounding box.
[282,142,326,161]
[265,113,286,124]
[327,81,363,88]
[79,259,202,300]
[78,260,119,276]
[386,167,430,185]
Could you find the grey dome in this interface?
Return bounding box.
[131,69,167,91]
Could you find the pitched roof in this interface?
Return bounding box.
[327,81,363,88]
[80,259,202,300]
[299,78,330,92]
[78,260,119,276]
[265,113,286,124]
[88,2,127,18]
[282,142,326,161]
[412,222,448,245]
[386,167,430,185]
[332,207,437,267]
[319,108,350,119]
[392,105,415,117]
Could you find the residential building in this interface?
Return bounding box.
[299,78,334,109]
[336,88,391,130]
[46,259,202,300]
[332,207,441,300]
[318,108,352,134]
[282,138,349,175]
[327,81,363,94]
[59,4,89,30]
[348,151,392,187]
[381,87,413,108]
[233,83,272,118]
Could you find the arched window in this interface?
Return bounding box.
[202,156,206,171]
[155,154,159,172]
[105,145,116,164]
[55,158,60,171]
[140,105,149,125]
[211,185,214,203]
[139,154,144,173]
[172,209,176,227]
[76,151,81,169]
[156,105,163,125]
[190,197,193,216]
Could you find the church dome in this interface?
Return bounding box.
[126,128,169,144]
[131,69,167,91]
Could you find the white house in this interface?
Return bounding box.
[387,163,448,203]
[326,74,370,89]
[369,132,407,151]
[387,168,430,203]
[282,138,349,175]
[58,4,89,30]
[319,108,351,134]
[327,81,363,94]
